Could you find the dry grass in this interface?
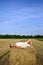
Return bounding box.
[9,47,37,65]
[0,39,43,65]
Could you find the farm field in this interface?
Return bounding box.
[36,38,43,41]
[0,39,43,65]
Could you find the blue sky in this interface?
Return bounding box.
[0,0,43,35]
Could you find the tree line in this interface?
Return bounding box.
[0,35,43,39]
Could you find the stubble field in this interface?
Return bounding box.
[0,39,43,65]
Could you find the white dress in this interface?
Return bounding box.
[16,42,30,48]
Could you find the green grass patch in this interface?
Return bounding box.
[35,38,43,41]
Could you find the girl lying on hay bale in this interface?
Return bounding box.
[9,39,33,49]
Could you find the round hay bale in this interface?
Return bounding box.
[9,47,37,65]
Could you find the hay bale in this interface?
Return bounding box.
[9,47,37,65]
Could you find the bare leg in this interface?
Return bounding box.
[9,43,16,48]
[27,39,33,48]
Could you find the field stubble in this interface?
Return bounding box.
[0,39,43,65]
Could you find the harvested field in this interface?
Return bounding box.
[0,39,43,65]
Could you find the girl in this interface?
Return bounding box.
[9,39,32,48]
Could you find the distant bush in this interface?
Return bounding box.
[0,34,43,39]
